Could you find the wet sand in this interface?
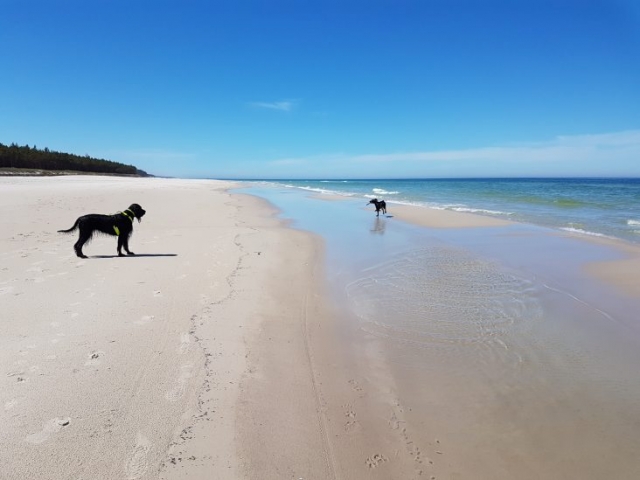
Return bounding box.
[245,186,640,479]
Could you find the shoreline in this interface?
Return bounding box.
[289,177,640,246]
[310,189,640,299]
[392,201,640,299]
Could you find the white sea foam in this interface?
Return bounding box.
[362,198,513,217]
[627,219,640,226]
[297,186,356,197]
[298,186,333,194]
[560,227,613,239]
[450,206,513,216]
[372,188,399,195]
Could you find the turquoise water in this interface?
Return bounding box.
[245,178,640,243]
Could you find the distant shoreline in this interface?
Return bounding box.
[245,178,640,245]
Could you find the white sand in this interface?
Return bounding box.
[0,176,331,479]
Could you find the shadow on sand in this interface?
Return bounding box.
[90,254,178,259]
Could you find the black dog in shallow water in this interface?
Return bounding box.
[368,198,387,216]
[58,204,146,258]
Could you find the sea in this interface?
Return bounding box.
[246,178,640,244]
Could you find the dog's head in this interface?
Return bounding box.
[368,198,378,205]
[128,204,146,222]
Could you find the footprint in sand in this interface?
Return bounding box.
[25,417,71,444]
[342,404,356,418]
[344,419,358,431]
[165,363,193,402]
[348,379,364,396]
[125,432,152,479]
[342,404,359,431]
[365,453,388,469]
[153,290,162,298]
[85,351,104,366]
[7,371,29,383]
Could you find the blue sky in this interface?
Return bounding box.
[2,0,639,178]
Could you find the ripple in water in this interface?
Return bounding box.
[345,246,542,360]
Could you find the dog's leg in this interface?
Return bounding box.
[74,241,88,258]
[74,230,91,258]
[118,235,135,256]
[117,235,126,256]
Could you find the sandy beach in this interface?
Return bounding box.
[2,176,640,480]
[0,175,326,479]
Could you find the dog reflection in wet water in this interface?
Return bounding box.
[368,198,387,216]
[58,204,146,258]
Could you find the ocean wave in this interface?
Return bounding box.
[627,219,640,226]
[372,188,399,195]
[362,198,513,217]
[450,207,513,216]
[296,186,356,197]
[560,227,613,239]
[320,180,349,183]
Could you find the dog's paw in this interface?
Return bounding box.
[127,251,136,256]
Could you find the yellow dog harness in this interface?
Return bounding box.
[112,209,135,236]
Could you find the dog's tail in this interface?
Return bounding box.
[57,219,80,233]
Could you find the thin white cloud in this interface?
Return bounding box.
[265,130,640,177]
[345,130,640,164]
[248,100,297,112]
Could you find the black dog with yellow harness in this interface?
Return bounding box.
[58,204,146,258]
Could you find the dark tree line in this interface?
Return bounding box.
[0,143,148,176]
